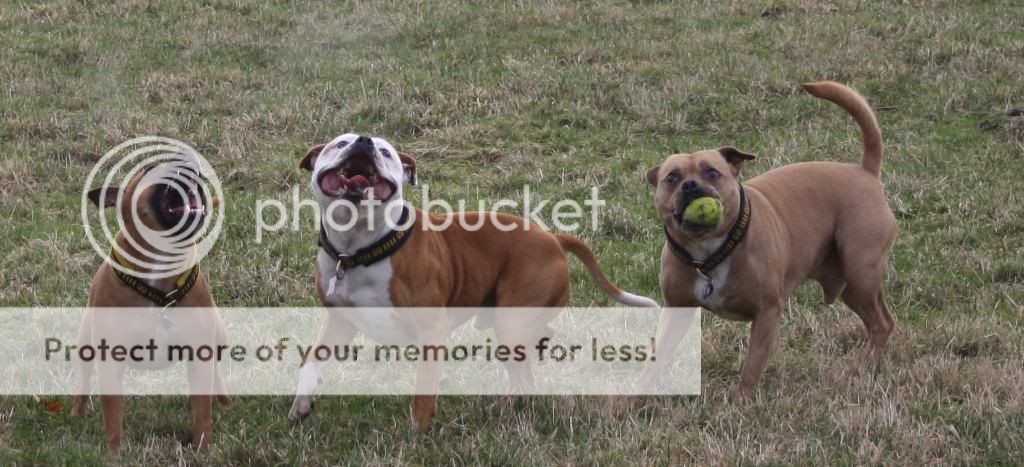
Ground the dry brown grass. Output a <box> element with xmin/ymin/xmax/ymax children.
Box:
<box><xmin>0</xmin><ymin>0</ymin><xmax>1021</xmax><ymax>464</ymax></box>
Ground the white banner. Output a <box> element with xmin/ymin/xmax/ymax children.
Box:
<box><xmin>1</xmin><ymin>307</ymin><xmax>700</xmax><ymax>396</ymax></box>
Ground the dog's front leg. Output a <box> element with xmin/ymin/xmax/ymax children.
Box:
<box><xmin>72</xmin><ymin>313</ymin><xmax>94</xmax><ymax>416</ymax></box>
<box><xmin>735</xmin><ymin>306</ymin><xmax>782</xmax><ymax>399</ymax></box>
<box><xmin>636</xmin><ymin>306</ymin><xmax>695</xmax><ymax>393</ymax></box>
<box><xmin>289</xmin><ymin>311</ymin><xmax>357</xmax><ymax>421</ymax></box>
<box><xmin>186</xmin><ymin>359</ymin><xmax>216</xmax><ymax>448</ymax></box>
<box><xmin>411</xmin><ymin>315</ymin><xmax>447</xmax><ymax>433</ymax></box>
<box><xmin>97</xmin><ymin>363</ymin><xmax>126</xmax><ymax>450</ymax></box>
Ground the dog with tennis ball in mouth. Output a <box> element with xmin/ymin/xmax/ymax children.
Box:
<box><xmin>639</xmin><ymin>81</ymin><xmax>898</xmax><ymax>398</ymax></box>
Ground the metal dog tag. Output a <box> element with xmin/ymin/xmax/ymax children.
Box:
<box><xmin>702</xmin><ymin>282</ymin><xmax>714</xmax><ymax>300</ymax></box>
<box><xmin>326</xmin><ymin>261</ymin><xmax>346</xmax><ymax>296</ymax></box>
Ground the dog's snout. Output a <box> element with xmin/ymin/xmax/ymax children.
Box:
<box><xmin>348</xmin><ymin>135</ymin><xmax>375</xmax><ymax>157</ymax></box>
<box><xmin>681</xmin><ymin>180</ymin><xmax>699</xmax><ymax>192</ymax></box>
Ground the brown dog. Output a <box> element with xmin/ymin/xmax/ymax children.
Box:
<box><xmin>640</xmin><ymin>81</ymin><xmax>897</xmax><ymax>397</ymax></box>
<box><xmin>72</xmin><ymin>159</ymin><xmax>228</xmax><ymax>450</ymax></box>
<box><xmin>287</xmin><ymin>133</ymin><xmax>658</xmax><ymax>430</ymax></box>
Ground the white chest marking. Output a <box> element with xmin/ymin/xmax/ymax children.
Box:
<box><xmin>317</xmin><ymin>251</ymin><xmax>416</xmax><ymax>343</ymax></box>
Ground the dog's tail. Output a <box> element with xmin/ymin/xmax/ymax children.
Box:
<box><xmin>555</xmin><ymin>234</ymin><xmax>660</xmax><ymax>308</ymax></box>
<box><xmin>802</xmin><ymin>81</ymin><xmax>883</xmax><ymax>177</ymax></box>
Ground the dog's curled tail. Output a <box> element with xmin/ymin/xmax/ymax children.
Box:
<box><xmin>802</xmin><ymin>81</ymin><xmax>883</xmax><ymax>177</ymax></box>
<box><xmin>555</xmin><ymin>234</ymin><xmax>660</xmax><ymax>308</ymax></box>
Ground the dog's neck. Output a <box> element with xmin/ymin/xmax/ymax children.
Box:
<box><xmin>668</xmin><ymin>229</ymin><xmax>728</xmax><ymax>263</ymax></box>
<box><xmin>321</xmin><ymin>199</ymin><xmax>406</xmax><ymax>255</ymax></box>
<box><xmin>112</xmin><ymin>233</ymin><xmax>198</xmax><ymax>288</ymax></box>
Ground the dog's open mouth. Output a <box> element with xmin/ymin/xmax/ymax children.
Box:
<box><xmin>161</xmin><ymin>187</ymin><xmax>205</xmax><ymax>215</ymax></box>
<box><xmin>674</xmin><ymin>213</ymin><xmax>716</xmax><ymax>233</ymax></box>
<box><xmin>673</xmin><ymin>195</ymin><xmax>719</xmax><ymax>235</ymax></box>
<box><xmin>318</xmin><ymin>155</ymin><xmax>395</xmax><ymax>201</ymax></box>
<box><xmin>152</xmin><ymin>179</ymin><xmax>207</xmax><ymax>237</ymax></box>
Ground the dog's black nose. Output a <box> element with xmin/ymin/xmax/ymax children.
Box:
<box><xmin>681</xmin><ymin>180</ymin><xmax>699</xmax><ymax>192</ymax></box>
<box><xmin>349</xmin><ymin>135</ymin><xmax>375</xmax><ymax>156</ymax></box>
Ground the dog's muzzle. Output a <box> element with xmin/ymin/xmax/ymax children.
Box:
<box><xmin>150</xmin><ymin>164</ymin><xmax>208</xmax><ymax>238</ymax></box>
<box><xmin>317</xmin><ymin>136</ymin><xmax>396</xmax><ymax>202</ymax></box>
<box><xmin>672</xmin><ymin>180</ymin><xmax>711</xmax><ymax>226</ymax></box>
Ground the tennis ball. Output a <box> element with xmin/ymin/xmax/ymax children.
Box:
<box><xmin>682</xmin><ymin>197</ymin><xmax>723</xmax><ymax>226</ymax></box>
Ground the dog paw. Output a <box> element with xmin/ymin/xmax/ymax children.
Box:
<box><xmin>288</xmin><ymin>396</ymin><xmax>314</xmax><ymax>422</ymax></box>
<box><xmin>70</xmin><ymin>396</ymin><xmax>88</xmax><ymax>416</ymax></box>
<box><xmin>189</xmin><ymin>434</ymin><xmax>213</xmax><ymax>450</ymax></box>
<box><xmin>729</xmin><ymin>386</ymin><xmax>755</xmax><ymax>403</ymax></box>
<box><xmin>409</xmin><ymin>415</ymin><xmax>433</xmax><ymax>434</ymax></box>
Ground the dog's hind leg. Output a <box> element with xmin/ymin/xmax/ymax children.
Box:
<box><xmin>813</xmin><ymin>249</ymin><xmax>846</xmax><ymax>305</ymax></box>
<box><xmin>837</xmin><ymin>240</ymin><xmax>896</xmax><ymax>361</ymax></box>
<box><xmin>835</xmin><ymin>205</ymin><xmax>897</xmax><ymax>362</ymax></box>
<box><xmin>492</xmin><ymin>260</ymin><xmax>566</xmax><ymax>394</ymax></box>
<box><xmin>840</xmin><ymin>283</ymin><xmax>895</xmax><ymax>363</ymax></box>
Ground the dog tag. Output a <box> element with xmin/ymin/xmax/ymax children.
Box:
<box><xmin>159</xmin><ymin>308</ymin><xmax>174</xmax><ymax>329</ymax></box>
<box><xmin>702</xmin><ymin>282</ymin><xmax>714</xmax><ymax>300</ymax></box>
<box><xmin>326</xmin><ymin>276</ymin><xmax>338</xmax><ymax>296</ymax></box>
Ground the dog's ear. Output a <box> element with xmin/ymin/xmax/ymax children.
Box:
<box><xmin>87</xmin><ymin>187</ymin><xmax>120</xmax><ymax>208</ymax></box>
<box><xmin>718</xmin><ymin>147</ymin><xmax>755</xmax><ymax>175</ymax></box>
<box><xmin>398</xmin><ymin>152</ymin><xmax>417</xmax><ymax>186</ymax></box>
<box><xmin>646</xmin><ymin>165</ymin><xmax>661</xmax><ymax>187</ymax></box>
<box><xmin>299</xmin><ymin>144</ymin><xmax>327</xmax><ymax>172</ymax></box>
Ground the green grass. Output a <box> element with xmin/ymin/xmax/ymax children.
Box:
<box><xmin>2</xmin><ymin>0</ymin><xmax>1023</xmax><ymax>464</ymax></box>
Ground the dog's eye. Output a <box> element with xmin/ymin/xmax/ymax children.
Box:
<box><xmin>380</xmin><ymin>148</ymin><xmax>392</xmax><ymax>158</ymax></box>
<box><xmin>336</xmin><ymin>140</ymin><xmax>349</xmax><ymax>149</ymax></box>
<box><xmin>664</xmin><ymin>173</ymin><xmax>679</xmax><ymax>184</ymax></box>
<box><xmin>705</xmin><ymin>168</ymin><xmax>720</xmax><ymax>181</ymax></box>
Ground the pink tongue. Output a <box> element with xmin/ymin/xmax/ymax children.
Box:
<box><xmin>372</xmin><ymin>179</ymin><xmax>393</xmax><ymax>200</ymax></box>
<box><xmin>320</xmin><ymin>172</ymin><xmax>346</xmax><ymax>194</ymax></box>
<box><xmin>321</xmin><ymin>172</ymin><xmax>389</xmax><ymax>198</ymax></box>
<box><xmin>348</xmin><ymin>175</ymin><xmax>369</xmax><ymax>189</ymax></box>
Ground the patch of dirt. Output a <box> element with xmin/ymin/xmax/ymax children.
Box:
<box><xmin>979</xmin><ymin>109</ymin><xmax>1024</xmax><ymax>140</ymax></box>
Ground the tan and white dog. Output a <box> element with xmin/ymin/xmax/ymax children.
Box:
<box><xmin>640</xmin><ymin>82</ymin><xmax>897</xmax><ymax>397</ymax></box>
<box><xmin>73</xmin><ymin>160</ymin><xmax>228</xmax><ymax>450</ymax></box>
<box><xmin>288</xmin><ymin>133</ymin><xmax>658</xmax><ymax>430</ymax></box>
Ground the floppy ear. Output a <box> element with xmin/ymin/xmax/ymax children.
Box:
<box><xmin>718</xmin><ymin>147</ymin><xmax>756</xmax><ymax>175</ymax></box>
<box><xmin>398</xmin><ymin>152</ymin><xmax>417</xmax><ymax>186</ymax></box>
<box><xmin>646</xmin><ymin>165</ymin><xmax>661</xmax><ymax>187</ymax></box>
<box><xmin>87</xmin><ymin>187</ymin><xmax>120</xmax><ymax>208</ymax></box>
<box><xmin>299</xmin><ymin>144</ymin><xmax>327</xmax><ymax>172</ymax></box>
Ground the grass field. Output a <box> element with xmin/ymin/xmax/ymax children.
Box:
<box><xmin>2</xmin><ymin>0</ymin><xmax>1023</xmax><ymax>464</ymax></box>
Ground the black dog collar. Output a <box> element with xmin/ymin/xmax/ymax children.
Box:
<box><xmin>319</xmin><ymin>205</ymin><xmax>414</xmax><ymax>275</ymax></box>
<box><xmin>664</xmin><ymin>186</ymin><xmax>752</xmax><ymax>293</ymax></box>
<box><xmin>109</xmin><ymin>248</ymin><xmax>199</xmax><ymax>309</ymax></box>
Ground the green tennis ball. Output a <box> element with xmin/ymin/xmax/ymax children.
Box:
<box><xmin>682</xmin><ymin>197</ymin><xmax>723</xmax><ymax>226</ymax></box>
